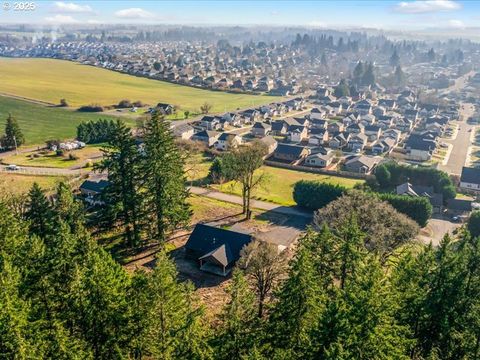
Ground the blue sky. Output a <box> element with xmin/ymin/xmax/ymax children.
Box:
<box><xmin>1</xmin><ymin>1</ymin><xmax>479</xmax><ymax>30</ymax></box>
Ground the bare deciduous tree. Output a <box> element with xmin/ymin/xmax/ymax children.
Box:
<box><xmin>238</xmin><ymin>239</ymin><xmax>287</xmax><ymax>318</ymax></box>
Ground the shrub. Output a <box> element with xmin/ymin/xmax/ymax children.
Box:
<box><xmin>117</xmin><ymin>99</ymin><xmax>132</xmax><ymax>108</ymax></box>
<box><xmin>293</xmin><ymin>181</ymin><xmax>347</xmax><ymax>210</ymax></box>
<box><xmin>374</xmin><ymin>162</ymin><xmax>456</xmax><ymax>201</ymax></box>
<box><xmin>56</xmin><ymin>149</ymin><xmax>64</xmax><ymax>156</ymax></box>
<box><xmin>68</xmin><ymin>153</ymin><xmax>79</xmax><ymax>161</ymax></box>
<box><xmin>378</xmin><ymin>193</ymin><xmax>432</xmax><ymax>227</ymax></box>
<box><xmin>59</xmin><ymin>98</ymin><xmax>69</xmax><ymax>107</ymax></box>
<box><xmin>78</xmin><ymin>104</ymin><xmax>104</xmax><ymax>112</ymax></box>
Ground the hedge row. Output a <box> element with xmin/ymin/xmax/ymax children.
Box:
<box><xmin>293</xmin><ymin>180</ymin><xmax>432</xmax><ymax>227</ymax></box>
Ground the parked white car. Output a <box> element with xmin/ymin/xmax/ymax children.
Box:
<box><xmin>5</xmin><ymin>164</ymin><xmax>20</xmax><ymax>171</ymax></box>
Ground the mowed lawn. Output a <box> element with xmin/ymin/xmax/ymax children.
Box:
<box><xmin>0</xmin><ymin>96</ymin><xmax>127</xmax><ymax>145</ymax></box>
<box><xmin>214</xmin><ymin>165</ymin><xmax>363</xmax><ymax>206</ymax></box>
<box><xmin>0</xmin><ymin>58</ymin><xmax>281</xmax><ymax>112</ymax></box>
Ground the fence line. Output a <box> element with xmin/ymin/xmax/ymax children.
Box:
<box><xmin>263</xmin><ymin>160</ymin><xmax>372</xmax><ymax>180</ymax></box>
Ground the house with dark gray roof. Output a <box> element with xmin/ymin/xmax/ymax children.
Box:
<box><xmin>272</xmin><ymin>143</ymin><xmax>310</xmax><ymax>163</ymax></box>
<box><xmin>185</xmin><ymin>224</ymin><xmax>252</xmax><ymax>276</ymax></box>
<box><xmin>460</xmin><ymin>167</ymin><xmax>480</xmax><ymax>192</ymax></box>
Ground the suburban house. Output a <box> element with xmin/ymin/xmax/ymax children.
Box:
<box><xmin>259</xmin><ymin>135</ymin><xmax>278</xmax><ymax>154</ymax></box>
<box><xmin>311</xmin><ymin>119</ymin><xmax>328</xmax><ymax>129</ymax></box>
<box><xmin>272</xmin><ymin>143</ymin><xmax>310</xmax><ymax>163</ymax></box>
<box><xmin>310</xmin><ymin>107</ymin><xmax>326</xmax><ymax>120</ymax></box>
<box><xmin>396</xmin><ymin>182</ymin><xmax>444</xmax><ymax>213</ymax></box>
<box><xmin>79</xmin><ymin>179</ymin><xmax>110</xmax><ymax>206</ymax></box>
<box><xmin>372</xmin><ymin>137</ymin><xmax>396</xmax><ymax>154</ymax></box>
<box><xmin>271</xmin><ymin>120</ymin><xmax>288</xmax><ymax>136</ymax></box>
<box><xmin>184</xmin><ymin>224</ymin><xmax>252</xmax><ymax>276</ymax></box>
<box><xmin>215</xmin><ymin>133</ymin><xmax>242</xmax><ymax>151</ymax></box>
<box><xmin>172</xmin><ymin>124</ymin><xmax>194</xmax><ymax>140</ymax></box>
<box><xmin>251</xmin><ymin>122</ymin><xmax>271</xmax><ymax>137</ymax></box>
<box><xmin>304</xmin><ymin>152</ymin><xmax>334</xmax><ymax>168</ymax></box>
<box><xmin>288</xmin><ymin>126</ymin><xmax>308</xmax><ymax>143</ymax></box>
<box><xmin>156</xmin><ymin>103</ymin><xmax>175</xmax><ymax>115</ymax></box>
<box><xmin>460</xmin><ymin>167</ymin><xmax>480</xmax><ymax>192</ymax></box>
<box><xmin>364</xmin><ymin>125</ymin><xmax>382</xmax><ymax>141</ymax></box>
<box><xmin>405</xmin><ymin>134</ymin><xmax>436</xmax><ymax>161</ymax></box>
<box><xmin>192</xmin><ymin>130</ymin><xmax>220</xmax><ymax>147</ymax></box>
<box><xmin>308</xmin><ymin>130</ymin><xmax>329</xmax><ymax>146</ymax></box>
<box><xmin>200</xmin><ymin>116</ymin><xmax>222</xmax><ymax>130</ymax></box>
<box><xmin>327</xmin><ymin>121</ymin><xmax>344</xmax><ymax>133</ymax></box>
<box><xmin>348</xmin><ymin>133</ymin><xmax>368</xmax><ymax>152</ymax></box>
<box><xmin>330</xmin><ymin>132</ymin><xmax>350</xmax><ymax>149</ymax></box>
<box><xmin>344</xmin><ymin>155</ymin><xmax>380</xmax><ymax>174</ymax></box>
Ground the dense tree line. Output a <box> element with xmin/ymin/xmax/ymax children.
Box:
<box><xmin>96</xmin><ymin>116</ymin><xmax>190</xmax><ymax>247</ymax></box>
<box><xmin>293</xmin><ymin>181</ymin><xmax>432</xmax><ymax>227</ymax></box>
<box><xmin>374</xmin><ymin>162</ymin><xmax>457</xmax><ymax>201</ymax></box>
<box><xmin>2</xmin><ymin>181</ymin><xmax>479</xmax><ymax>359</ymax></box>
<box><xmin>76</xmin><ymin>119</ymin><xmax>118</xmax><ymax>144</ymax></box>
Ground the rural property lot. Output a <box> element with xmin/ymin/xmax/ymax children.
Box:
<box><xmin>0</xmin><ymin>96</ymin><xmax>126</xmax><ymax>145</ymax></box>
<box><xmin>214</xmin><ymin>165</ymin><xmax>363</xmax><ymax>206</ymax></box>
<box><xmin>0</xmin><ymin>58</ymin><xmax>281</xmax><ymax>113</ymax></box>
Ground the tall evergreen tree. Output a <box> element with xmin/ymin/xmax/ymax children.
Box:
<box><xmin>145</xmin><ymin>251</ymin><xmax>211</xmax><ymax>359</ymax></box>
<box><xmin>25</xmin><ymin>183</ymin><xmax>54</xmax><ymax>238</ymax></box>
<box><xmin>142</xmin><ymin>114</ymin><xmax>191</xmax><ymax>243</ymax></box>
<box><xmin>361</xmin><ymin>63</ymin><xmax>376</xmax><ymax>86</ymax></box>
<box><xmin>216</xmin><ymin>268</ymin><xmax>258</xmax><ymax>360</ymax></box>
<box><xmin>97</xmin><ymin>120</ymin><xmax>144</xmax><ymax>246</ymax></box>
<box><xmin>53</xmin><ymin>182</ymin><xmax>85</xmax><ymax>233</ymax></box>
<box><xmin>3</xmin><ymin>113</ymin><xmax>25</xmax><ymax>149</ymax></box>
<box><xmin>269</xmin><ymin>245</ymin><xmax>324</xmax><ymax>359</ymax></box>
<box><xmin>353</xmin><ymin>61</ymin><xmax>364</xmax><ymax>85</ymax></box>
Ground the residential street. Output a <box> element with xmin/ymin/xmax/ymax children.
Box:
<box><xmin>438</xmin><ymin>103</ymin><xmax>475</xmax><ymax>175</ymax></box>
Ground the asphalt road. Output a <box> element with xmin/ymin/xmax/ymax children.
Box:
<box><xmin>438</xmin><ymin>103</ymin><xmax>475</xmax><ymax>175</ymax></box>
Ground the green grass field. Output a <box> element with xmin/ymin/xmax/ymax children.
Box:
<box><xmin>0</xmin><ymin>96</ymin><xmax>128</xmax><ymax>145</ymax></box>
<box><xmin>214</xmin><ymin>165</ymin><xmax>363</xmax><ymax>206</ymax></box>
<box><xmin>0</xmin><ymin>58</ymin><xmax>281</xmax><ymax>112</ymax></box>
<box><xmin>0</xmin><ymin>173</ymin><xmax>67</xmax><ymax>195</ymax></box>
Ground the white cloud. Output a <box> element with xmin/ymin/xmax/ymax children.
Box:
<box><xmin>44</xmin><ymin>14</ymin><xmax>79</xmax><ymax>24</ymax></box>
<box><xmin>52</xmin><ymin>1</ymin><xmax>93</xmax><ymax>14</ymax></box>
<box><xmin>114</xmin><ymin>8</ymin><xmax>154</xmax><ymax>19</ymax></box>
<box><xmin>447</xmin><ymin>19</ymin><xmax>465</xmax><ymax>28</ymax></box>
<box><xmin>394</xmin><ymin>0</ymin><xmax>461</xmax><ymax>14</ymax></box>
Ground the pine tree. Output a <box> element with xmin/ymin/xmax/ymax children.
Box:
<box><xmin>25</xmin><ymin>183</ymin><xmax>54</xmax><ymax>238</ymax></box>
<box><xmin>394</xmin><ymin>65</ymin><xmax>406</xmax><ymax>86</ymax></box>
<box><xmin>54</xmin><ymin>182</ymin><xmax>85</xmax><ymax>233</ymax></box>
<box><xmin>0</xmin><ymin>258</ymin><xmax>37</xmax><ymax>358</ymax></box>
<box><xmin>69</xmin><ymin>247</ymin><xmax>132</xmax><ymax>358</ymax></box>
<box><xmin>3</xmin><ymin>113</ymin><xmax>25</xmax><ymax>149</ymax></box>
<box><xmin>97</xmin><ymin>120</ymin><xmax>144</xmax><ymax>246</ymax></box>
<box><xmin>217</xmin><ymin>268</ymin><xmax>258</xmax><ymax>360</ymax></box>
<box><xmin>361</xmin><ymin>63</ymin><xmax>376</xmax><ymax>87</ymax></box>
<box><xmin>390</xmin><ymin>50</ymin><xmax>400</xmax><ymax>67</ymax></box>
<box><xmin>142</xmin><ymin>114</ymin><xmax>191</xmax><ymax>243</ymax></box>
<box><xmin>353</xmin><ymin>61</ymin><xmax>364</xmax><ymax>85</ymax></box>
<box><xmin>315</xmin><ymin>256</ymin><xmax>409</xmax><ymax>359</ymax></box>
<box><xmin>145</xmin><ymin>251</ymin><xmax>211</xmax><ymax>359</ymax></box>
<box><xmin>269</xmin><ymin>245</ymin><xmax>324</xmax><ymax>359</ymax></box>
